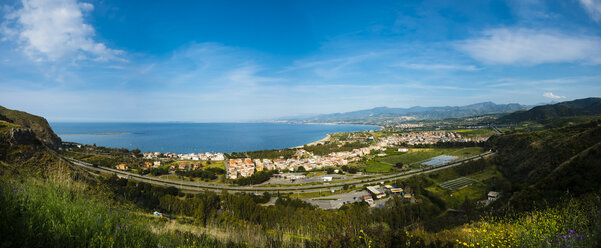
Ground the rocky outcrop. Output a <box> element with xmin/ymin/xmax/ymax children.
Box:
<box><xmin>7</xmin><ymin>128</ymin><xmax>39</xmax><ymax>146</ymax></box>
<box><xmin>0</xmin><ymin>106</ymin><xmax>61</xmax><ymax>149</ymax></box>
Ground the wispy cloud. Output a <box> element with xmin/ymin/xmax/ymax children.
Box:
<box><xmin>456</xmin><ymin>28</ymin><xmax>601</xmax><ymax>65</ymax></box>
<box><xmin>1</xmin><ymin>0</ymin><xmax>123</xmax><ymax>62</ymax></box>
<box><xmin>543</xmin><ymin>92</ymin><xmax>566</xmax><ymax>99</ymax></box>
<box><xmin>394</xmin><ymin>62</ymin><xmax>480</xmax><ymax>71</ymax></box>
<box><xmin>282</xmin><ymin>53</ymin><xmax>379</xmax><ymax>79</ymax></box>
<box><xmin>579</xmin><ymin>0</ymin><xmax>601</xmax><ymax>22</ymax></box>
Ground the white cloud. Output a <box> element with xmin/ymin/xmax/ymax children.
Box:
<box><xmin>395</xmin><ymin>62</ymin><xmax>479</xmax><ymax>71</ymax></box>
<box><xmin>543</xmin><ymin>92</ymin><xmax>566</xmax><ymax>99</ymax></box>
<box><xmin>456</xmin><ymin>28</ymin><xmax>601</xmax><ymax>65</ymax></box>
<box><xmin>579</xmin><ymin>0</ymin><xmax>601</xmax><ymax>22</ymax></box>
<box><xmin>1</xmin><ymin>0</ymin><xmax>123</xmax><ymax>62</ymax></box>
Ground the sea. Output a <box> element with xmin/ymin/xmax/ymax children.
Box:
<box><xmin>50</xmin><ymin>122</ymin><xmax>380</xmax><ymax>154</ymax></box>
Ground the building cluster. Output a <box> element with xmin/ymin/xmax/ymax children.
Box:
<box><xmin>131</xmin><ymin>130</ymin><xmax>488</xmax><ymax>177</ymax></box>
<box><xmin>363</xmin><ymin>184</ymin><xmax>409</xmax><ymax>205</ymax></box>
<box><xmin>227</xmin><ymin>146</ymin><xmax>383</xmax><ymax>179</ymax></box>
<box><xmin>389</xmin><ymin>123</ymin><xmax>424</xmax><ymax>129</ymax></box>
<box><xmin>226</xmin><ymin>131</ymin><xmax>489</xmax><ymax>179</ymax></box>
<box><xmin>142</xmin><ymin>152</ymin><xmax>225</xmax><ymax>161</ymax></box>
<box><xmin>381</xmin><ymin>131</ymin><xmax>488</xmax><ymax>145</ymax></box>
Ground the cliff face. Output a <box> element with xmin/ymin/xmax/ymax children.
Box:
<box><xmin>0</xmin><ymin>119</ymin><xmax>62</xmax><ymax>173</ymax></box>
<box><xmin>7</xmin><ymin>128</ymin><xmax>39</xmax><ymax>146</ymax></box>
<box><xmin>0</xmin><ymin>106</ymin><xmax>61</xmax><ymax>149</ymax></box>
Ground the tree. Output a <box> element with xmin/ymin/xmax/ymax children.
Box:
<box><xmin>194</xmin><ymin>201</ymin><xmax>206</xmax><ymax>225</ymax></box>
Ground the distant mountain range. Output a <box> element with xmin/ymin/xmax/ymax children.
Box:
<box><xmin>497</xmin><ymin>97</ymin><xmax>601</xmax><ymax>124</ymax></box>
<box><xmin>279</xmin><ymin>102</ymin><xmax>528</xmax><ymax>124</ymax></box>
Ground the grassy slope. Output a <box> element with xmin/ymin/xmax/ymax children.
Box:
<box><xmin>0</xmin><ymin>166</ymin><xmax>243</xmax><ymax>248</ymax></box>
<box><xmin>414</xmin><ymin>194</ymin><xmax>601</xmax><ymax>247</ymax></box>
<box><xmin>489</xmin><ymin>119</ymin><xmax>601</xmax><ymax>211</ymax></box>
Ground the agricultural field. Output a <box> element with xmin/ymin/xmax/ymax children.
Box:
<box><xmin>437</xmin><ymin>177</ymin><xmax>478</xmax><ymax>191</ymax></box>
<box><xmin>453</xmin><ymin>128</ymin><xmax>496</xmax><ymax>138</ymax></box>
<box><xmin>425</xmin><ymin>165</ymin><xmax>502</xmax><ymax>208</ymax></box>
<box><xmin>362</xmin><ymin>147</ymin><xmax>484</xmax><ymax>173</ymax></box>
<box><xmin>165</xmin><ymin>160</ymin><xmax>225</xmax><ymax>170</ymax></box>
<box><xmin>306</xmin><ymin>171</ymin><xmax>327</xmax><ymax>177</ymax></box>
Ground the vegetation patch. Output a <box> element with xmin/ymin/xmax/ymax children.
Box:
<box><xmin>437</xmin><ymin>177</ymin><xmax>478</xmax><ymax>191</ymax></box>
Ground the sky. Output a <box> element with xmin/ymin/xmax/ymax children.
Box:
<box><xmin>1</xmin><ymin>0</ymin><xmax>601</xmax><ymax>122</ymax></box>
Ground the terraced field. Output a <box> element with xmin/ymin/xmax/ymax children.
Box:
<box><xmin>437</xmin><ymin>177</ymin><xmax>478</xmax><ymax>190</ymax></box>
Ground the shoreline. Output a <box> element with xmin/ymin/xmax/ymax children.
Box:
<box><xmin>293</xmin><ymin>134</ymin><xmax>331</xmax><ymax>148</ymax></box>
<box><xmin>290</xmin><ymin>122</ymin><xmax>382</xmax><ymax>149</ymax></box>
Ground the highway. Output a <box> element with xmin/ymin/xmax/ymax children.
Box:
<box><xmin>65</xmin><ymin>150</ymin><xmax>494</xmax><ymax>194</ymax></box>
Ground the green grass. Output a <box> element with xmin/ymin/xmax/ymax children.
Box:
<box><xmin>427</xmin><ymin>182</ymin><xmax>487</xmax><ymax>208</ymax></box>
<box><xmin>0</xmin><ymin>120</ymin><xmax>21</xmax><ymax>133</ymax></box>
<box><xmin>437</xmin><ymin>177</ymin><xmax>478</xmax><ymax>191</ymax></box>
<box><xmin>453</xmin><ymin>195</ymin><xmax>601</xmax><ymax>248</ymax></box>
<box><xmin>363</xmin><ymin>160</ymin><xmax>394</xmax><ymax>173</ymax></box>
<box><xmin>466</xmin><ymin>166</ymin><xmax>501</xmax><ymax>181</ymax></box>
<box><xmin>425</xmin><ymin>165</ymin><xmax>501</xmax><ymax>208</ymax></box>
<box><xmin>166</xmin><ymin>160</ymin><xmax>225</xmax><ymax>170</ymax></box>
<box><xmin>0</xmin><ymin>171</ymin><xmax>243</xmax><ymax>248</ymax></box>
<box><xmin>453</xmin><ymin>129</ymin><xmax>496</xmax><ymax>138</ymax></box>
<box><xmin>289</xmin><ymin>187</ymin><xmax>357</xmax><ymax>199</ymax></box>
<box><xmin>306</xmin><ymin>171</ymin><xmax>327</xmax><ymax>177</ymax></box>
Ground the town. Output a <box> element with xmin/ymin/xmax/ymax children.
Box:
<box><xmin>135</xmin><ymin>130</ymin><xmax>489</xmax><ymax>180</ymax></box>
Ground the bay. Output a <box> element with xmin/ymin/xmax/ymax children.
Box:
<box><xmin>50</xmin><ymin>122</ymin><xmax>380</xmax><ymax>154</ymax></box>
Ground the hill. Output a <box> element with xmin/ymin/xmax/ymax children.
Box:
<box><xmin>0</xmin><ymin>106</ymin><xmax>66</xmax><ymax>174</ymax></box>
<box><xmin>488</xmin><ymin>118</ymin><xmax>601</xmax><ymax>211</ymax></box>
<box><xmin>0</xmin><ymin>105</ymin><xmax>61</xmax><ymax>149</ymax></box>
<box><xmin>282</xmin><ymin>101</ymin><xmax>526</xmax><ymax>124</ymax></box>
<box><xmin>496</xmin><ymin>97</ymin><xmax>601</xmax><ymax>124</ymax></box>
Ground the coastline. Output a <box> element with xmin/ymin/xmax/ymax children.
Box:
<box><xmin>294</xmin><ymin>134</ymin><xmax>331</xmax><ymax>148</ymax></box>
<box><xmin>282</xmin><ymin>122</ymin><xmax>382</xmax><ymax>149</ymax></box>
<box><xmin>291</xmin><ymin>122</ymin><xmax>382</xmax><ymax>149</ymax></box>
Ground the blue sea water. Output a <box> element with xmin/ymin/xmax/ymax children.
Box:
<box><xmin>50</xmin><ymin>122</ymin><xmax>380</xmax><ymax>154</ymax></box>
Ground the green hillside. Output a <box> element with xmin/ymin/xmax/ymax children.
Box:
<box><xmin>0</xmin><ymin>106</ymin><xmax>61</xmax><ymax>149</ymax></box>
<box><xmin>488</xmin><ymin>118</ymin><xmax>601</xmax><ymax>211</ymax></box>
<box><xmin>497</xmin><ymin>97</ymin><xmax>601</xmax><ymax>124</ymax></box>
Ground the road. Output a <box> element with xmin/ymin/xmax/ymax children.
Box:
<box><xmin>65</xmin><ymin>151</ymin><xmax>494</xmax><ymax>194</ymax></box>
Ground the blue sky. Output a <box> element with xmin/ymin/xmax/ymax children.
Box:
<box><xmin>1</xmin><ymin>0</ymin><xmax>601</xmax><ymax>122</ymax></box>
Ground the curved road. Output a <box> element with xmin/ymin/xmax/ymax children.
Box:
<box><xmin>66</xmin><ymin>151</ymin><xmax>494</xmax><ymax>194</ymax></box>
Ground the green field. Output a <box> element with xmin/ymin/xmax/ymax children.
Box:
<box><xmin>306</xmin><ymin>171</ymin><xmax>327</xmax><ymax>177</ymax></box>
<box><xmin>425</xmin><ymin>165</ymin><xmax>501</xmax><ymax>208</ymax></box>
<box><xmin>363</xmin><ymin>147</ymin><xmax>484</xmax><ymax>173</ymax></box>
<box><xmin>453</xmin><ymin>128</ymin><xmax>496</xmax><ymax>137</ymax></box>
<box><xmin>437</xmin><ymin>177</ymin><xmax>477</xmax><ymax>190</ymax></box>
<box><xmin>165</xmin><ymin>160</ymin><xmax>225</xmax><ymax>170</ymax></box>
